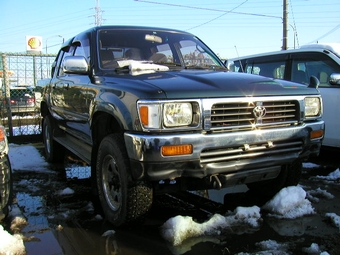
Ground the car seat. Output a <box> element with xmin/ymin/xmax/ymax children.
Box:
<box><xmin>292</xmin><ymin>70</ymin><xmax>308</xmax><ymax>84</ymax></box>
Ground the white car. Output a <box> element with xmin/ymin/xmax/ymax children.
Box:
<box><xmin>229</xmin><ymin>43</ymin><xmax>340</xmax><ymax>149</ymax></box>
<box><xmin>0</xmin><ymin>125</ymin><xmax>12</xmax><ymax>221</ymax></box>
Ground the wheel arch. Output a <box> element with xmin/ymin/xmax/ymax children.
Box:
<box><xmin>90</xmin><ymin>111</ymin><xmax>125</xmax><ymax>178</ymax></box>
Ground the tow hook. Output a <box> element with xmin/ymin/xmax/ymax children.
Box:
<box><xmin>211</xmin><ymin>175</ymin><xmax>222</xmax><ymax>190</ymax></box>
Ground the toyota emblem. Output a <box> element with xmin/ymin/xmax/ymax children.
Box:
<box><xmin>253</xmin><ymin>105</ymin><xmax>266</xmax><ymax>118</ymax></box>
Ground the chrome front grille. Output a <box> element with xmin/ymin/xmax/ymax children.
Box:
<box><xmin>200</xmin><ymin>140</ymin><xmax>303</xmax><ymax>164</ymax></box>
<box><xmin>210</xmin><ymin>100</ymin><xmax>299</xmax><ymax>131</ymax></box>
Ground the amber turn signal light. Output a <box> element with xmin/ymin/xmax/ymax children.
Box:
<box><xmin>161</xmin><ymin>144</ymin><xmax>193</xmax><ymax>156</ymax></box>
<box><xmin>310</xmin><ymin>130</ymin><xmax>324</xmax><ymax>139</ymax></box>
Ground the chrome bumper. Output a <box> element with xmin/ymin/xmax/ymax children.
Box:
<box><xmin>124</xmin><ymin>121</ymin><xmax>324</xmax><ymax>181</ymax></box>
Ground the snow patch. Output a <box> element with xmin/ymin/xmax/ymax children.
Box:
<box><xmin>325</xmin><ymin>212</ymin><xmax>340</xmax><ymax>229</ymax></box>
<box><xmin>9</xmin><ymin>143</ymin><xmax>50</xmax><ymax>172</ymax></box>
<box><xmin>161</xmin><ymin>206</ymin><xmax>261</xmax><ymax>246</ymax></box>
<box><xmin>262</xmin><ymin>186</ymin><xmax>315</xmax><ymax>219</ymax></box>
<box><xmin>0</xmin><ymin>225</ymin><xmax>26</xmax><ymax>255</ymax></box>
<box><xmin>315</xmin><ymin>168</ymin><xmax>340</xmax><ymax>181</ymax></box>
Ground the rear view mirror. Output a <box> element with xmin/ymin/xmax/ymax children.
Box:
<box><xmin>145</xmin><ymin>34</ymin><xmax>162</xmax><ymax>43</ymax></box>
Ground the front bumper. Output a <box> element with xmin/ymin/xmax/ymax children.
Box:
<box><xmin>124</xmin><ymin>121</ymin><xmax>324</xmax><ymax>182</ymax></box>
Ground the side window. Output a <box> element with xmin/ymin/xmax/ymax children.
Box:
<box><xmin>244</xmin><ymin>58</ymin><xmax>286</xmax><ymax>79</ymax></box>
<box><xmin>74</xmin><ymin>38</ymin><xmax>90</xmax><ymax>61</ymax></box>
<box><xmin>51</xmin><ymin>50</ymin><xmax>64</xmax><ymax>77</ymax></box>
<box><xmin>232</xmin><ymin>60</ymin><xmax>243</xmax><ymax>72</ymax></box>
<box><xmin>57</xmin><ymin>45</ymin><xmax>76</xmax><ymax>76</ymax></box>
<box><xmin>292</xmin><ymin>52</ymin><xmax>340</xmax><ymax>87</ymax></box>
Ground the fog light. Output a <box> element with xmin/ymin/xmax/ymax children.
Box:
<box><xmin>161</xmin><ymin>144</ymin><xmax>193</xmax><ymax>156</ymax></box>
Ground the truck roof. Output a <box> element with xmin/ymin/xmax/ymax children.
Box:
<box><xmin>230</xmin><ymin>43</ymin><xmax>340</xmax><ymax>60</ymax></box>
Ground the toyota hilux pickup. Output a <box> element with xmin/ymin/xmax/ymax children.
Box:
<box><xmin>40</xmin><ymin>25</ymin><xmax>324</xmax><ymax>226</ymax></box>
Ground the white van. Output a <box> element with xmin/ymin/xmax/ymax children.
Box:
<box><xmin>229</xmin><ymin>43</ymin><xmax>340</xmax><ymax>149</ymax></box>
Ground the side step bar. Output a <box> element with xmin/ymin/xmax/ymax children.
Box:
<box><xmin>54</xmin><ymin>134</ymin><xmax>92</xmax><ymax>164</ymax></box>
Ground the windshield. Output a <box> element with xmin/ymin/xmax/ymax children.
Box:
<box><xmin>97</xmin><ymin>28</ymin><xmax>224</xmax><ymax>72</ymax></box>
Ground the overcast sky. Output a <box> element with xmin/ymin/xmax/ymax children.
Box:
<box><xmin>1</xmin><ymin>0</ymin><xmax>339</xmax><ymax>58</ymax></box>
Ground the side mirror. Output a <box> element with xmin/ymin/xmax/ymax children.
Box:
<box><xmin>329</xmin><ymin>73</ymin><xmax>340</xmax><ymax>85</ymax></box>
<box><xmin>224</xmin><ymin>60</ymin><xmax>235</xmax><ymax>72</ymax></box>
<box><xmin>308</xmin><ymin>76</ymin><xmax>320</xmax><ymax>89</ymax></box>
<box><xmin>63</xmin><ymin>56</ymin><xmax>89</xmax><ymax>74</ymax></box>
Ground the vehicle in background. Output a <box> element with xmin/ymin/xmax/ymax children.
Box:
<box><xmin>229</xmin><ymin>43</ymin><xmax>340</xmax><ymax>149</ymax></box>
<box><xmin>0</xmin><ymin>86</ymin><xmax>38</xmax><ymax>116</ymax></box>
<box><xmin>40</xmin><ymin>25</ymin><xmax>324</xmax><ymax>227</ymax></box>
<box><xmin>0</xmin><ymin>125</ymin><xmax>12</xmax><ymax>221</ymax></box>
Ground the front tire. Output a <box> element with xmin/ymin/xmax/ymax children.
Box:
<box><xmin>42</xmin><ymin>115</ymin><xmax>64</xmax><ymax>163</ymax></box>
<box><xmin>96</xmin><ymin>134</ymin><xmax>153</xmax><ymax>226</ymax></box>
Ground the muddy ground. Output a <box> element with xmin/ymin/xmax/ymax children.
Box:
<box><xmin>4</xmin><ymin>144</ymin><xmax>340</xmax><ymax>255</ymax></box>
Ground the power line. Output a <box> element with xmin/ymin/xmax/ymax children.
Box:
<box><xmin>308</xmin><ymin>22</ymin><xmax>340</xmax><ymax>43</ymax></box>
<box><xmin>186</xmin><ymin>0</ymin><xmax>249</xmax><ymax>31</ymax></box>
<box><xmin>134</xmin><ymin>0</ymin><xmax>282</xmax><ymax>19</ymax></box>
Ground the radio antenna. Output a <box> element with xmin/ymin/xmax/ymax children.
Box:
<box><xmin>234</xmin><ymin>46</ymin><xmax>244</xmax><ymax>73</ymax></box>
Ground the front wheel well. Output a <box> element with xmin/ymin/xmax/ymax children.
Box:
<box><xmin>91</xmin><ymin>112</ymin><xmax>123</xmax><ymax>177</ymax></box>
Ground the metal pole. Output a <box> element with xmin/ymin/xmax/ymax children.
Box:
<box><xmin>282</xmin><ymin>0</ymin><xmax>288</xmax><ymax>50</ymax></box>
<box><xmin>2</xmin><ymin>54</ymin><xmax>13</xmax><ymax>137</ymax></box>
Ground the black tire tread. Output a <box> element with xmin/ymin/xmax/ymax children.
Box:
<box><xmin>96</xmin><ymin>133</ymin><xmax>153</xmax><ymax>226</ymax></box>
<box><xmin>43</xmin><ymin>115</ymin><xmax>65</xmax><ymax>163</ymax></box>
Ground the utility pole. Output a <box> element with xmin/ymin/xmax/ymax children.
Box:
<box><xmin>282</xmin><ymin>0</ymin><xmax>288</xmax><ymax>50</ymax></box>
<box><xmin>94</xmin><ymin>0</ymin><xmax>103</xmax><ymax>26</ymax></box>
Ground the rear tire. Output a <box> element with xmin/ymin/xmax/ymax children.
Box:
<box><xmin>96</xmin><ymin>134</ymin><xmax>153</xmax><ymax>226</ymax></box>
<box><xmin>42</xmin><ymin>115</ymin><xmax>64</xmax><ymax>163</ymax></box>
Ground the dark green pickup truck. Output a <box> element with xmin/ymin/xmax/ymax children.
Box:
<box><xmin>39</xmin><ymin>25</ymin><xmax>324</xmax><ymax>226</ymax></box>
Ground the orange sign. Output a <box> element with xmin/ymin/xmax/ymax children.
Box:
<box><xmin>0</xmin><ymin>70</ymin><xmax>14</xmax><ymax>78</ymax></box>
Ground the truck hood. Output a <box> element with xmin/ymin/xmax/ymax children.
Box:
<box><xmin>102</xmin><ymin>70</ymin><xmax>320</xmax><ymax>99</ymax></box>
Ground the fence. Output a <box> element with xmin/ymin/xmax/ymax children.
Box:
<box><xmin>0</xmin><ymin>53</ymin><xmax>57</xmax><ymax>143</ymax></box>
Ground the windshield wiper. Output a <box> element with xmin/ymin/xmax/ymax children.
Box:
<box><xmin>184</xmin><ymin>65</ymin><xmax>226</xmax><ymax>70</ymax></box>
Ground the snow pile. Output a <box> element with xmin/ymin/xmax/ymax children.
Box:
<box><xmin>325</xmin><ymin>212</ymin><xmax>340</xmax><ymax>229</ymax></box>
<box><xmin>9</xmin><ymin>143</ymin><xmax>49</xmax><ymax>172</ymax></box>
<box><xmin>255</xmin><ymin>239</ymin><xmax>289</xmax><ymax>254</ymax></box>
<box><xmin>161</xmin><ymin>186</ymin><xmax>318</xmax><ymax>245</ymax></box>
<box><xmin>303</xmin><ymin>162</ymin><xmax>320</xmax><ymax>169</ymax></box>
<box><xmin>0</xmin><ymin>205</ymin><xmax>27</xmax><ymax>255</ymax></box>
<box><xmin>307</xmin><ymin>188</ymin><xmax>334</xmax><ymax>203</ymax></box>
<box><xmin>302</xmin><ymin>243</ymin><xmax>330</xmax><ymax>255</ymax></box>
<box><xmin>55</xmin><ymin>187</ymin><xmax>75</xmax><ymax>196</ymax></box>
<box><xmin>0</xmin><ymin>226</ymin><xmax>26</xmax><ymax>255</ymax></box>
<box><xmin>315</xmin><ymin>168</ymin><xmax>340</xmax><ymax>181</ymax></box>
<box><xmin>262</xmin><ymin>186</ymin><xmax>315</xmax><ymax>219</ymax></box>
<box><xmin>161</xmin><ymin>206</ymin><xmax>261</xmax><ymax>246</ymax></box>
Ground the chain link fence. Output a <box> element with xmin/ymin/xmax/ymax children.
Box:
<box><xmin>0</xmin><ymin>53</ymin><xmax>56</xmax><ymax>142</ymax></box>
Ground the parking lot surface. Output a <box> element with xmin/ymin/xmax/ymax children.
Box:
<box><xmin>3</xmin><ymin>144</ymin><xmax>340</xmax><ymax>255</ymax></box>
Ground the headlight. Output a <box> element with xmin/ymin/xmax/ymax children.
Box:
<box><xmin>138</xmin><ymin>101</ymin><xmax>200</xmax><ymax>130</ymax></box>
<box><xmin>305</xmin><ymin>97</ymin><xmax>321</xmax><ymax>117</ymax></box>
<box><xmin>163</xmin><ymin>103</ymin><xmax>192</xmax><ymax>127</ymax></box>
